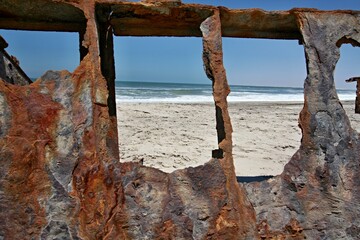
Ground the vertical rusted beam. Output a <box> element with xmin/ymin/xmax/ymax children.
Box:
<box><xmin>97</xmin><ymin>9</ymin><xmax>120</xmax><ymax>162</ymax></box>
<box><xmin>356</xmin><ymin>80</ymin><xmax>360</xmax><ymax>113</ymax></box>
<box><xmin>201</xmin><ymin>12</ymin><xmax>231</xmax><ymax>159</ymax></box>
<box><xmin>200</xmin><ymin>10</ymin><xmax>257</xmax><ymax>239</ymax></box>
<box><xmin>345</xmin><ymin>77</ymin><xmax>360</xmax><ymax>113</ymax></box>
<box><xmin>74</xmin><ymin>1</ymin><xmax>122</xmax><ymax>238</ymax></box>
<box><xmin>98</xmin><ymin>19</ymin><xmax>116</xmax><ymax>117</ymax></box>
<box><xmin>79</xmin><ymin>28</ymin><xmax>88</xmax><ymax>61</ymax></box>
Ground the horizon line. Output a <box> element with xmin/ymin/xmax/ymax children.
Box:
<box><xmin>115</xmin><ymin>80</ymin><xmax>355</xmax><ymax>90</ymax></box>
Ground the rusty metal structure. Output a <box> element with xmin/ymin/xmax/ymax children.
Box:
<box><xmin>0</xmin><ymin>36</ymin><xmax>32</xmax><ymax>85</ymax></box>
<box><xmin>346</xmin><ymin>77</ymin><xmax>360</xmax><ymax>113</ymax></box>
<box><xmin>0</xmin><ymin>1</ymin><xmax>360</xmax><ymax>239</ymax></box>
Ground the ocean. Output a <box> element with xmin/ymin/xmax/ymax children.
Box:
<box><xmin>115</xmin><ymin>81</ymin><xmax>356</xmax><ymax>103</ymax></box>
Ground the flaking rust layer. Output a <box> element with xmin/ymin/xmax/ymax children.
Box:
<box><xmin>244</xmin><ymin>11</ymin><xmax>360</xmax><ymax>239</ymax></box>
<box><xmin>0</xmin><ymin>0</ymin><xmax>360</xmax><ymax>239</ymax></box>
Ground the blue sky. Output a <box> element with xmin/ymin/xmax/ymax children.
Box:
<box><xmin>0</xmin><ymin>1</ymin><xmax>359</xmax><ymax>89</ymax></box>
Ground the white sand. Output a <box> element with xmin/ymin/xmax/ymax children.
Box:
<box><xmin>117</xmin><ymin>101</ymin><xmax>360</xmax><ymax>176</ymax></box>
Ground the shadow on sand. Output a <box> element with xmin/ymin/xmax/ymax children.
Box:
<box><xmin>236</xmin><ymin>175</ymin><xmax>273</xmax><ymax>183</ymax></box>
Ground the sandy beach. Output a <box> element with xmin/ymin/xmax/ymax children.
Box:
<box><xmin>117</xmin><ymin>101</ymin><xmax>360</xmax><ymax>176</ymax></box>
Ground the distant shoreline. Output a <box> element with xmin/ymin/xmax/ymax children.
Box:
<box><xmin>115</xmin><ymin>81</ymin><xmax>355</xmax><ymax>103</ymax></box>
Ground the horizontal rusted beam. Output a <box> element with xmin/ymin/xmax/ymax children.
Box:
<box><xmin>102</xmin><ymin>3</ymin><xmax>213</xmax><ymax>37</ymax></box>
<box><xmin>346</xmin><ymin>77</ymin><xmax>360</xmax><ymax>83</ymax></box>
<box><xmin>0</xmin><ymin>19</ymin><xmax>84</xmax><ymax>32</ymax></box>
<box><xmin>219</xmin><ymin>7</ymin><xmax>301</xmax><ymax>39</ymax></box>
<box><xmin>0</xmin><ymin>1</ymin><xmax>358</xmax><ymax>40</ymax></box>
<box><xmin>0</xmin><ymin>0</ymin><xmax>86</xmax><ymax>32</ymax></box>
<box><xmin>101</xmin><ymin>3</ymin><xmax>302</xmax><ymax>39</ymax></box>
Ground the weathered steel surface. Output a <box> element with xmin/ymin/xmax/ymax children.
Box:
<box><xmin>0</xmin><ymin>0</ymin><xmax>359</xmax><ymax>239</ymax></box>
<box><xmin>245</xmin><ymin>11</ymin><xmax>360</xmax><ymax>239</ymax></box>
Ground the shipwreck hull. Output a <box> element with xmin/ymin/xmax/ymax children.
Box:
<box><xmin>0</xmin><ymin>1</ymin><xmax>359</xmax><ymax>239</ymax></box>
